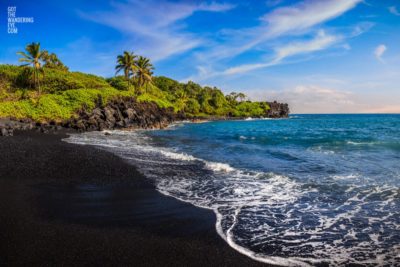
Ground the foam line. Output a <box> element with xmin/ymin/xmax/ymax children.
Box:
<box><xmin>63</xmin><ymin>129</ymin><xmax>400</xmax><ymax>266</ymax></box>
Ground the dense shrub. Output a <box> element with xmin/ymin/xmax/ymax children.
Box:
<box><xmin>137</xmin><ymin>93</ymin><xmax>174</xmax><ymax>110</ymax></box>
<box><xmin>0</xmin><ymin>64</ymin><xmax>272</xmax><ymax>121</ymax></box>
<box><xmin>184</xmin><ymin>98</ymin><xmax>201</xmax><ymax>114</ymax></box>
<box><xmin>106</xmin><ymin>76</ymin><xmax>130</xmax><ymax>91</ymax></box>
<box><xmin>0</xmin><ymin>65</ymin><xmax>110</xmax><ymax>93</ymax></box>
<box><xmin>232</xmin><ymin>102</ymin><xmax>267</xmax><ymax>117</ymax></box>
<box><xmin>0</xmin><ymin>87</ymin><xmax>130</xmax><ymax>121</ymax></box>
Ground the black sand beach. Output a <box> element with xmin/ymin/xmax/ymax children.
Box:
<box><xmin>0</xmin><ymin>131</ymin><xmax>266</xmax><ymax>266</ymax></box>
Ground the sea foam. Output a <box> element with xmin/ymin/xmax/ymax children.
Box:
<box><xmin>64</xmin><ymin>126</ymin><xmax>400</xmax><ymax>267</ymax></box>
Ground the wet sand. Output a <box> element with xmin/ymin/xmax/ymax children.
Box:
<box><xmin>0</xmin><ymin>130</ymin><xmax>267</xmax><ymax>266</ymax></box>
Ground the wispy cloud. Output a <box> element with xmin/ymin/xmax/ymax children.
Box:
<box><xmin>194</xmin><ymin>30</ymin><xmax>340</xmax><ymax>79</ymax></box>
<box><xmin>200</xmin><ymin>0</ymin><xmax>361</xmax><ymax>61</ymax></box>
<box><xmin>79</xmin><ymin>0</ymin><xmax>236</xmax><ymax>61</ymax></box>
<box><xmin>188</xmin><ymin>0</ymin><xmax>363</xmax><ymax>82</ymax></box>
<box><xmin>374</xmin><ymin>44</ymin><xmax>387</xmax><ymax>62</ymax></box>
<box><xmin>77</xmin><ymin>0</ymin><xmax>368</xmax><ymax>93</ymax></box>
<box><xmin>351</xmin><ymin>21</ymin><xmax>375</xmax><ymax>37</ymax></box>
<box><xmin>275</xmin><ymin>30</ymin><xmax>339</xmax><ymax>61</ymax></box>
<box><xmin>260</xmin><ymin>0</ymin><xmax>361</xmax><ymax>36</ymax></box>
<box><xmin>388</xmin><ymin>6</ymin><xmax>400</xmax><ymax>16</ymax></box>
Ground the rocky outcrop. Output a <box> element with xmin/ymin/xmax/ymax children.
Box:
<box><xmin>266</xmin><ymin>101</ymin><xmax>289</xmax><ymax>118</ymax></box>
<box><xmin>65</xmin><ymin>97</ymin><xmax>180</xmax><ymax>132</ymax></box>
<box><xmin>0</xmin><ymin>119</ymin><xmax>34</xmax><ymax>136</ymax></box>
<box><xmin>0</xmin><ymin>98</ymin><xmax>181</xmax><ymax>136</ymax></box>
<box><xmin>0</xmin><ymin>97</ymin><xmax>289</xmax><ymax>136</ymax></box>
<box><xmin>0</xmin><ymin>118</ymin><xmax>64</xmax><ymax>136</ymax></box>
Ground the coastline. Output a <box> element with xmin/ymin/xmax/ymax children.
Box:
<box><xmin>0</xmin><ymin>130</ymin><xmax>267</xmax><ymax>266</ymax></box>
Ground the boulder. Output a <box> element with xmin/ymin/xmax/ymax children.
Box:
<box><xmin>76</xmin><ymin>120</ymin><xmax>86</xmax><ymax>131</ymax></box>
<box><xmin>124</xmin><ymin>108</ymin><xmax>136</xmax><ymax>120</ymax></box>
<box><xmin>1</xmin><ymin>128</ymin><xmax>9</xmax><ymax>136</ymax></box>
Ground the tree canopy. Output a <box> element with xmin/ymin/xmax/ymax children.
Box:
<box><xmin>0</xmin><ymin>43</ymin><xmax>272</xmax><ymax>121</ymax></box>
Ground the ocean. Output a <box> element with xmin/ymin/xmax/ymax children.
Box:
<box><xmin>65</xmin><ymin>114</ymin><xmax>400</xmax><ymax>266</ymax></box>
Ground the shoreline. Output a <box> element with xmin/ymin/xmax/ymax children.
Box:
<box><xmin>0</xmin><ymin>115</ymin><xmax>288</xmax><ymax>136</ymax></box>
<box><xmin>0</xmin><ymin>130</ymin><xmax>267</xmax><ymax>266</ymax></box>
<box><xmin>0</xmin><ymin>97</ymin><xmax>289</xmax><ymax>137</ymax></box>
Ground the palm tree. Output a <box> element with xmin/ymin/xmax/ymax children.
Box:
<box><xmin>17</xmin><ymin>42</ymin><xmax>45</xmax><ymax>95</ymax></box>
<box><xmin>135</xmin><ymin>56</ymin><xmax>154</xmax><ymax>94</ymax></box>
<box><xmin>41</xmin><ymin>51</ymin><xmax>69</xmax><ymax>71</ymax></box>
<box><xmin>115</xmin><ymin>51</ymin><xmax>137</xmax><ymax>91</ymax></box>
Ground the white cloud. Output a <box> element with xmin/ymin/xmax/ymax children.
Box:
<box><xmin>374</xmin><ymin>44</ymin><xmax>387</xmax><ymax>62</ymax></box>
<box><xmin>351</xmin><ymin>21</ymin><xmax>375</xmax><ymax>37</ymax></box>
<box><xmin>188</xmin><ymin>0</ymin><xmax>363</xmax><ymax>82</ymax></box>
<box><xmin>222</xmin><ymin>61</ymin><xmax>279</xmax><ymax>76</ymax></box>
<box><xmin>275</xmin><ymin>30</ymin><xmax>339</xmax><ymax>60</ymax></box>
<box><xmin>389</xmin><ymin>6</ymin><xmax>400</xmax><ymax>16</ymax></box>
<box><xmin>260</xmin><ymin>0</ymin><xmax>361</xmax><ymax>37</ymax></box>
<box><xmin>204</xmin><ymin>0</ymin><xmax>361</xmax><ymax>60</ymax></box>
<box><xmin>77</xmin><ymin>0</ymin><xmax>366</xmax><ymax>85</ymax></box>
<box><xmin>79</xmin><ymin>0</ymin><xmax>236</xmax><ymax>61</ymax></box>
<box><xmin>201</xmin><ymin>30</ymin><xmax>340</xmax><ymax>78</ymax></box>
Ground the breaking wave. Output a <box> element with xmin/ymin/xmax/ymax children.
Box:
<box><xmin>64</xmin><ymin>115</ymin><xmax>400</xmax><ymax>267</ymax></box>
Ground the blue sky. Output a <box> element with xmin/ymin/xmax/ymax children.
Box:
<box><xmin>1</xmin><ymin>0</ymin><xmax>400</xmax><ymax>113</ymax></box>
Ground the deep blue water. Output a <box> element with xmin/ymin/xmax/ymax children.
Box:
<box><xmin>66</xmin><ymin>114</ymin><xmax>400</xmax><ymax>266</ymax></box>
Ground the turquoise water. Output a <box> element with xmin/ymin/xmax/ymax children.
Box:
<box><xmin>66</xmin><ymin>114</ymin><xmax>400</xmax><ymax>266</ymax></box>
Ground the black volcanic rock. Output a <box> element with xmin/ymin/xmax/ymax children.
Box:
<box><xmin>66</xmin><ymin>97</ymin><xmax>176</xmax><ymax>131</ymax></box>
<box><xmin>0</xmin><ymin>97</ymin><xmax>289</xmax><ymax>136</ymax></box>
<box><xmin>266</xmin><ymin>101</ymin><xmax>289</xmax><ymax>118</ymax></box>
<box><xmin>0</xmin><ymin>119</ymin><xmax>35</xmax><ymax>136</ymax></box>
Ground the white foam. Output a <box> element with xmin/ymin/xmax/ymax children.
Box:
<box><xmin>204</xmin><ymin>162</ymin><xmax>235</xmax><ymax>173</ymax></box>
<box><xmin>346</xmin><ymin>140</ymin><xmax>380</xmax><ymax>146</ymax></box>
<box><xmin>331</xmin><ymin>174</ymin><xmax>360</xmax><ymax>180</ymax></box>
<box><xmin>63</xmin><ymin>130</ymin><xmax>400</xmax><ymax>267</ymax></box>
<box><xmin>159</xmin><ymin>150</ymin><xmax>197</xmax><ymax>161</ymax></box>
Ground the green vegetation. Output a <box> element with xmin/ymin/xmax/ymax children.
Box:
<box><xmin>0</xmin><ymin>88</ymin><xmax>130</xmax><ymax>121</ymax></box>
<box><xmin>16</xmin><ymin>42</ymin><xmax>45</xmax><ymax>95</ymax></box>
<box><xmin>135</xmin><ymin>56</ymin><xmax>154</xmax><ymax>93</ymax></box>
<box><xmin>41</xmin><ymin>51</ymin><xmax>69</xmax><ymax>71</ymax></box>
<box><xmin>115</xmin><ymin>51</ymin><xmax>137</xmax><ymax>92</ymax></box>
<box><xmin>114</xmin><ymin>51</ymin><xmax>154</xmax><ymax>94</ymax></box>
<box><xmin>0</xmin><ymin>43</ymin><xmax>271</xmax><ymax>122</ymax></box>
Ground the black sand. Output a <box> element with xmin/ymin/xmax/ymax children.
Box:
<box><xmin>0</xmin><ymin>131</ymin><xmax>267</xmax><ymax>266</ymax></box>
